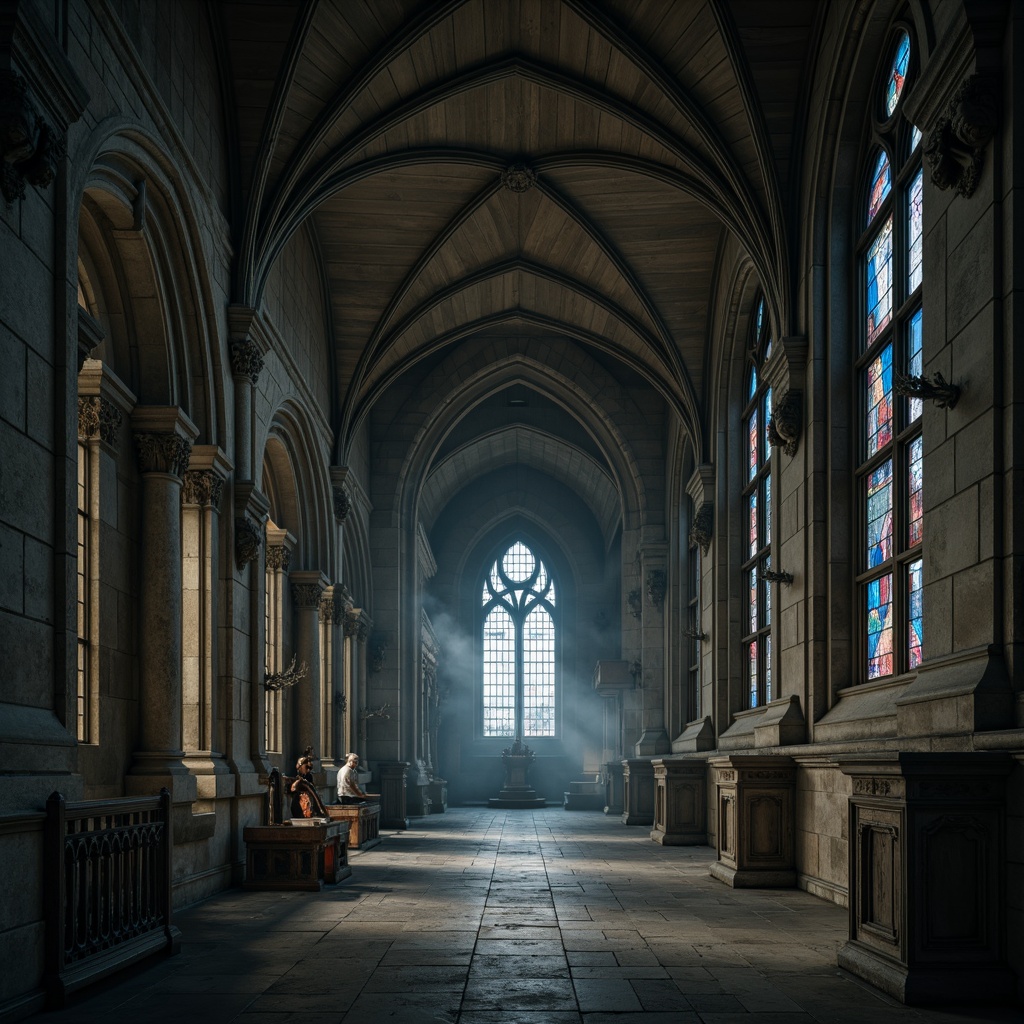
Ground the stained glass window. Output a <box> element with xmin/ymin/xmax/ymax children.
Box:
<box><xmin>481</xmin><ymin>540</ymin><xmax>557</xmax><ymax>737</ymax></box>
<box><xmin>742</xmin><ymin>295</ymin><xmax>774</xmax><ymax>708</ymax></box>
<box><xmin>856</xmin><ymin>24</ymin><xmax>922</xmax><ymax>681</ymax></box>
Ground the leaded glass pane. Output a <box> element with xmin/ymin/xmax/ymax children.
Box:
<box><xmin>756</xmin><ymin>298</ymin><xmax>764</xmax><ymax>338</ymax></box>
<box><xmin>749</xmin><ymin>366</ymin><xmax>757</xmax><ymax>400</ymax></box>
<box><xmin>749</xmin><ymin>567</ymin><xmax>758</xmax><ymax>633</ymax></box>
<box><xmin>523</xmin><ymin>606</ymin><xmax>555</xmax><ymax>737</ymax></box>
<box><xmin>748</xmin><ymin>641</ymin><xmax>758</xmax><ymax>708</ymax></box>
<box><xmin>866</xmin><ymin>215</ymin><xmax>893</xmax><ymax>345</ymax></box>
<box><xmin>764</xmin><ymin>556</ymin><xmax>772</xmax><ymax>627</ymax></box>
<box><xmin>885</xmin><ymin>31</ymin><xmax>910</xmax><ymax>117</ymax></box>
<box><xmin>910</xmin><ymin>125</ymin><xmax>922</xmax><ymax>151</ymax></box>
<box><xmin>908</xmin><ymin>435</ymin><xmax>923</xmax><ymax>547</ymax></box>
<box><xmin>482</xmin><ymin>606</ymin><xmax>515</xmax><ymax>736</ymax></box>
<box><xmin>865</xmin><ymin>343</ymin><xmax>893</xmax><ymax>457</ymax></box>
<box><xmin>764</xmin><ymin>387</ymin><xmax>773</xmax><ymax>455</ymax></box>
<box><xmin>868</xmin><ymin>149</ymin><xmax>891</xmax><ymax>224</ymax></box>
<box><xmin>907</xmin><ymin>308</ymin><xmax>923</xmax><ymax>422</ymax></box>
<box><xmin>765</xmin><ymin>633</ymin><xmax>772</xmax><ymax>703</ymax></box>
<box><xmin>867</xmin><ymin>573</ymin><xmax>894</xmax><ymax>678</ymax></box>
<box><xmin>765</xmin><ymin>473</ymin><xmax>772</xmax><ymax>545</ymax></box>
<box><xmin>908</xmin><ymin>559</ymin><xmax>923</xmax><ymax>669</ymax></box>
<box><xmin>503</xmin><ymin>541</ymin><xmax>535</xmax><ymax>582</ymax></box>
<box><xmin>867</xmin><ymin>459</ymin><xmax>893</xmax><ymax>568</ymax></box>
<box><xmin>748</xmin><ymin>409</ymin><xmax>758</xmax><ymax>481</ymax></box>
<box><xmin>907</xmin><ymin>168</ymin><xmax>923</xmax><ymax>292</ymax></box>
<box><xmin>748</xmin><ymin>492</ymin><xmax>758</xmax><ymax>557</ymax></box>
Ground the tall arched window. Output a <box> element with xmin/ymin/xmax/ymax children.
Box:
<box><xmin>742</xmin><ymin>297</ymin><xmax>773</xmax><ymax>708</ymax></box>
<box><xmin>481</xmin><ymin>540</ymin><xmax>557</xmax><ymax>737</ymax></box>
<box><xmin>856</xmin><ymin>27</ymin><xmax>923</xmax><ymax>681</ymax></box>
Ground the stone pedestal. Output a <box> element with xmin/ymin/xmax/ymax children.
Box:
<box><xmin>651</xmin><ymin>759</ymin><xmax>707</xmax><ymax>845</ymax></box>
<box><xmin>621</xmin><ymin>759</ymin><xmax>654</xmax><ymax>825</ymax></box>
<box><xmin>427</xmin><ymin>778</ymin><xmax>448</xmax><ymax>813</ymax></box>
<box><xmin>603</xmin><ymin>760</ymin><xmax>624</xmax><ymax>815</ymax></box>
<box><xmin>563</xmin><ymin>779</ymin><xmax>604</xmax><ymax>810</ymax></box>
<box><xmin>378</xmin><ymin>761</ymin><xmax>410</xmax><ymax>829</ymax></box>
<box><xmin>837</xmin><ymin>753</ymin><xmax>1014</xmax><ymax>1005</ymax></box>
<box><xmin>709</xmin><ymin>755</ymin><xmax>796</xmax><ymax>887</ymax></box>
<box><xmin>488</xmin><ymin>745</ymin><xmax>546</xmax><ymax>808</ymax></box>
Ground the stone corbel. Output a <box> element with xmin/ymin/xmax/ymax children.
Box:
<box><xmin>182</xmin><ymin>446</ymin><xmax>232</xmax><ymax>509</ymax></box>
<box><xmin>132</xmin><ymin>406</ymin><xmax>199</xmax><ymax>479</ymax></box>
<box><xmin>646</xmin><ymin>569</ymin><xmax>666</xmax><ymax>610</ymax></box>
<box><xmin>226</xmin><ymin>306</ymin><xmax>270</xmax><ymax>385</ymax></box>
<box><xmin>686</xmin><ymin>465</ymin><xmax>714</xmax><ymax>554</ymax></box>
<box><xmin>233</xmin><ymin>482</ymin><xmax>269</xmax><ymax>572</ymax></box>
<box><xmin>0</xmin><ymin>69</ymin><xmax>63</xmax><ymax>202</ymax></box>
<box><xmin>77</xmin><ymin>395</ymin><xmax>122</xmax><ymax>449</ymax></box>
<box><xmin>924</xmin><ymin>75</ymin><xmax>998</xmax><ymax>198</ymax></box>
<box><xmin>627</xmin><ymin>588</ymin><xmax>642</xmax><ymax>621</ymax></box>
<box><xmin>763</xmin><ymin>336</ymin><xmax>807</xmax><ymax>458</ymax></box>
<box><xmin>78</xmin><ymin>358</ymin><xmax>135</xmax><ymax>455</ymax></box>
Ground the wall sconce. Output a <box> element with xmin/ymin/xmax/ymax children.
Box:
<box><xmin>894</xmin><ymin>371</ymin><xmax>961</xmax><ymax>409</ymax></box>
<box><xmin>762</xmin><ymin>569</ymin><xmax>794</xmax><ymax>586</ymax></box>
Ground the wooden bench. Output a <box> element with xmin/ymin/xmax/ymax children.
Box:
<box><xmin>326</xmin><ymin>802</ymin><xmax>381</xmax><ymax>850</ymax></box>
<box><xmin>242</xmin><ymin>821</ymin><xmax>351</xmax><ymax>890</ymax></box>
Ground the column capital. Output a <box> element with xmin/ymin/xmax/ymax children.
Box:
<box><xmin>290</xmin><ymin>570</ymin><xmax>330</xmax><ymax>608</ymax></box>
<box><xmin>132</xmin><ymin>406</ymin><xmax>199</xmax><ymax>478</ymax></box>
<box><xmin>182</xmin><ymin>446</ymin><xmax>232</xmax><ymax>509</ymax></box>
<box><xmin>227</xmin><ymin>305</ymin><xmax>271</xmax><ymax>385</ymax></box>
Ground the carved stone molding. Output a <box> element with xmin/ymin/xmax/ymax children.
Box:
<box><xmin>0</xmin><ymin>70</ymin><xmax>63</xmax><ymax>203</ymax></box>
<box><xmin>265</xmin><ymin>545</ymin><xmax>291</xmax><ymax>572</ymax></box>
<box><xmin>291</xmin><ymin>582</ymin><xmax>325</xmax><ymax>608</ymax></box>
<box><xmin>689</xmin><ymin>500</ymin><xmax>713</xmax><ymax>554</ymax></box>
<box><xmin>501</xmin><ymin>163</ymin><xmax>536</xmax><ymax>192</ymax></box>
<box><xmin>77</xmin><ymin>395</ymin><xmax>122</xmax><ymax>448</ymax></box>
<box><xmin>767</xmin><ymin>388</ymin><xmax>801</xmax><ymax>457</ymax></box>
<box><xmin>234</xmin><ymin>515</ymin><xmax>263</xmax><ymax>571</ymax></box>
<box><xmin>182</xmin><ymin>469</ymin><xmax>223</xmax><ymax>509</ymax></box>
<box><xmin>230</xmin><ymin>337</ymin><xmax>264</xmax><ymax>386</ymax></box>
<box><xmin>646</xmin><ymin>569</ymin><xmax>666</xmax><ymax>609</ymax></box>
<box><xmin>924</xmin><ymin>75</ymin><xmax>998</xmax><ymax>198</ymax></box>
<box><xmin>134</xmin><ymin>432</ymin><xmax>191</xmax><ymax>479</ymax></box>
<box><xmin>332</xmin><ymin>484</ymin><xmax>351</xmax><ymax>523</ymax></box>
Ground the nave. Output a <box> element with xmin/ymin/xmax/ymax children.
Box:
<box><xmin>39</xmin><ymin>808</ymin><xmax>1022</xmax><ymax>1024</ymax></box>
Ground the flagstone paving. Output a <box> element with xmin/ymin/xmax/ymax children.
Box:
<box><xmin>40</xmin><ymin>806</ymin><xmax>1022</xmax><ymax>1023</ymax></box>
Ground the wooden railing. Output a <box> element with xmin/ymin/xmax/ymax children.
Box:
<box><xmin>44</xmin><ymin>789</ymin><xmax>180</xmax><ymax>1006</ymax></box>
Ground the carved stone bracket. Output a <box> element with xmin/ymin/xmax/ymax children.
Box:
<box><xmin>229</xmin><ymin>337</ymin><xmax>264</xmax><ymax>386</ymax></box>
<box><xmin>291</xmin><ymin>582</ymin><xmax>325</xmax><ymax>608</ymax></box>
<box><xmin>77</xmin><ymin>395</ymin><xmax>122</xmax><ymax>448</ymax></box>
<box><xmin>182</xmin><ymin>469</ymin><xmax>223</xmax><ymax>509</ymax></box>
<box><xmin>501</xmin><ymin>163</ymin><xmax>536</xmax><ymax>192</ymax></box>
<box><xmin>627</xmin><ymin>588</ymin><xmax>642</xmax><ymax>621</ymax></box>
<box><xmin>646</xmin><ymin>569</ymin><xmax>666</xmax><ymax>610</ymax></box>
<box><xmin>332</xmin><ymin>484</ymin><xmax>351</xmax><ymax>523</ymax></box>
<box><xmin>925</xmin><ymin>75</ymin><xmax>998</xmax><ymax>198</ymax></box>
<box><xmin>767</xmin><ymin>388</ymin><xmax>801</xmax><ymax>457</ymax></box>
<box><xmin>234</xmin><ymin>515</ymin><xmax>263</xmax><ymax>571</ymax></box>
<box><xmin>689</xmin><ymin>500</ymin><xmax>713</xmax><ymax>554</ymax></box>
<box><xmin>134</xmin><ymin>432</ymin><xmax>191</xmax><ymax>479</ymax></box>
<box><xmin>0</xmin><ymin>70</ymin><xmax>64</xmax><ymax>203</ymax></box>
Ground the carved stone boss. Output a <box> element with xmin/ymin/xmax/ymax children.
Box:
<box><xmin>229</xmin><ymin>337</ymin><xmax>264</xmax><ymax>385</ymax></box>
<box><xmin>332</xmin><ymin>484</ymin><xmax>352</xmax><ymax>523</ymax></box>
<box><xmin>924</xmin><ymin>75</ymin><xmax>998</xmax><ymax>198</ymax></box>
<box><xmin>235</xmin><ymin>516</ymin><xmax>264</xmax><ymax>571</ymax></box>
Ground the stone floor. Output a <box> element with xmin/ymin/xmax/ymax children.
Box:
<box><xmin>42</xmin><ymin>807</ymin><xmax>1022</xmax><ymax>1024</ymax></box>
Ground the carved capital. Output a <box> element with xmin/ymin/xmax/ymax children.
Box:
<box><xmin>646</xmin><ymin>569</ymin><xmax>666</xmax><ymax>610</ymax></box>
<box><xmin>319</xmin><ymin>595</ymin><xmax>335</xmax><ymax>625</ymax></box>
<box><xmin>689</xmin><ymin>500</ymin><xmax>713</xmax><ymax>554</ymax></box>
<box><xmin>925</xmin><ymin>74</ymin><xmax>998</xmax><ymax>198</ymax></box>
<box><xmin>234</xmin><ymin>515</ymin><xmax>263</xmax><ymax>571</ymax></box>
<box><xmin>0</xmin><ymin>71</ymin><xmax>63</xmax><ymax>203</ymax></box>
<box><xmin>265</xmin><ymin>544</ymin><xmax>291</xmax><ymax>572</ymax></box>
<box><xmin>134</xmin><ymin>431</ymin><xmax>191</xmax><ymax>478</ymax></box>
<box><xmin>501</xmin><ymin>163</ymin><xmax>536</xmax><ymax>192</ymax></box>
<box><xmin>767</xmin><ymin>388</ymin><xmax>801</xmax><ymax>457</ymax></box>
<box><xmin>343</xmin><ymin>612</ymin><xmax>360</xmax><ymax>638</ymax></box>
<box><xmin>182</xmin><ymin>469</ymin><xmax>223</xmax><ymax>508</ymax></box>
<box><xmin>332</xmin><ymin>484</ymin><xmax>352</xmax><ymax>523</ymax></box>
<box><xmin>77</xmin><ymin>395</ymin><xmax>122</xmax><ymax>448</ymax></box>
<box><xmin>230</xmin><ymin>337</ymin><xmax>264</xmax><ymax>386</ymax></box>
<box><xmin>292</xmin><ymin>582</ymin><xmax>325</xmax><ymax>607</ymax></box>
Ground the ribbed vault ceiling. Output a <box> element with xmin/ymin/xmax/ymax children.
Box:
<box><xmin>219</xmin><ymin>0</ymin><xmax>821</xmax><ymax>540</ymax></box>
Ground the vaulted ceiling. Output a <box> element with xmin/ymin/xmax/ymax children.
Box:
<box><xmin>217</xmin><ymin>0</ymin><xmax>822</xmax><ymax>543</ymax></box>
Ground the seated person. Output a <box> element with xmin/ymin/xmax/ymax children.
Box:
<box><xmin>290</xmin><ymin>752</ymin><xmax>329</xmax><ymax>819</ymax></box>
<box><xmin>336</xmin><ymin>752</ymin><xmax>374</xmax><ymax>804</ymax></box>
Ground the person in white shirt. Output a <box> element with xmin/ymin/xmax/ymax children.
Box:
<box><xmin>336</xmin><ymin>751</ymin><xmax>371</xmax><ymax>804</ymax></box>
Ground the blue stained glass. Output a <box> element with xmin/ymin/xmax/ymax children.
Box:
<box><xmin>907</xmin><ymin>308</ymin><xmax>923</xmax><ymax>422</ymax></box>
<box><xmin>749</xmin><ymin>410</ymin><xmax>758</xmax><ymax>481</ymax></box>
<box><xmin>885</xmin><ymin>32</ymin><xmax>911</xmax><ymax>117</ymax></box>
<box><xmin>865</xmin><ymin>343</ymin><xmax>893</xmax><ymax>457</ymax></box>
<box><xmin>867</xmin><ymin>574</ymin><xmax>894</xmax><ymax>678</ymax></box>
<box><xmin>908</xmin><ymin>435</ymin><xmax>923</xmax><ymax>547</ymax></box>
<box><xmin>765</xmin><ymin>473</ymin><xmax>772</xmax><ymax>545</ymax></box>
<box><xmin>867</xmin><ymin>459</ymin><xmax>893</xmax><ymax>568</ymax></box>
<box><xmin>764</xmin><ymin>387</ymin><xmax>773</xmax><ymax>454</ymax></box>
<box><xmin>749</xmin><ymin>493</ymin><xmax>758</xmax><ymax>557</ymax></box>
<box><xmin>868</xmin><ymin>149</ymin><xmax>891</xmax><ymax>224</ymax></box>
<box><xmin>908</xmin><ymin>559</ymin><xmax>923</xmax><ymax>669</ymax></box>
<box><xmin>749</xmin><ymin>568</ymin><xmax>758</xmax><ymax>633</ymax></box>
<box><xmin>908</xmin><ymin>169</ymin><xmax>923</xmax><ymax>291</ymax></box>
<box><xmin>749</xmin><ymin>366</ymin><xmax>757</xmax><ymax>400</ymax></box>
<box><xmin>866</xmin><ymin>216</ymin><xmax>893</xmax><ymax>345</ymax></box>
<box><xmin>749</xmin><ymin>641</ymin><xmax>758</xmax><ymax>708</ymax></box>
<box><xmin>765</xmin><ymin>633</ymin><xmax>772</xmax><ymax>703</ymax></box>
<box><xmin>756</xmin><ymin>299</ymin><xmax>764</xmax><ymax>338</ymax></box>
<box><xmin>764</xmin><ymin>556</ymin><xmax>772</xmax><ymax>627</ymax></box>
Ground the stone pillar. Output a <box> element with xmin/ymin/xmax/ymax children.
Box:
<box><xmin>289</xmin><ymin>570</ymin><xmax>328</xmax><ymax>764</ymax></box>
<box><xmin>651</xmin><ymin>758</ymin><xmax>707</xmax><ymax>846</ymax></box>
<box><xmin>378</xmin><ymin>760</ymin><xmax>410</xmax><ymax>829</ymax></box>
<box><xmin>621</xmin><ymin>758</ymin><xmax>655</xmax><ymax>825</ymax></box>
<box><xmin>602</xmin><ymin>760</ymin><xmax>624</xmax><ymax>816</ymax></box>
<box><xmin>128</xmin><ymin>407</ymin><xmax>198</xmax><ymax>795</ymax></box>
<box><xmin>227</xmin><ymin>312</ymin><xmax>265</xmax><ymax>484</ymax></box>
<box><xmin>635</xmin><ymin>543</ymin><xmax>670</xmax><ymax>755</ymax></box>
<box><xmin>709</xmin><ymin>755</ymin><xmax>796</xmax><ymax>888</ymax></box>
<box><xmin>181</xmin><ymin>448</ymin><xmax>232</xmax><ymax>775</ymax></box>
<box><xmin>837</xmin><ymin>753</ymin><xmax>1014</xmax><ymax>1005</ymax></box>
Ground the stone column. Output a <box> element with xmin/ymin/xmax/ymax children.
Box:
<box><xmin>128</xmin><ymin>406</ymin><xmax>198</xmax><ymax>795</ymax></box>
<box><xmin>635</xmin><ymin>543</ymin><xmax>670</xmax><ymax>755</ymax></box>
<box><xmin>181</xmin><ymin>447</ymin><xmax>232</xmax><ymax>776</ymax></box>
<box><xmin>227</xmin><ymin>312</ymin><xmax>265</xmax><ymax>484</ymax></box>
<box><xmin>289</xmin><ymin>570</ymin><xmax>329</xmax><ymax>763</ymax></box>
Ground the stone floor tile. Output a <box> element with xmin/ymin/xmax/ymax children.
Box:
<box><xmin>571</xmin><ymin>965</ymin><xmax>670</xmax><ymax>980</ymax></box>
<box><xmin>462</xmin><ymin>976</ymin><xmax>578</xmax><ymax>1011</ymax></box>
<box><xmin>566</xmin><ymin>950</ymin><xmax>617</xmax><ymax>966</ymax></box>
<box><xmin>628</xmin><ymin>977</ymin><xmax>694</xmax><ymax>1011</ymax></box>
<box><xmin>573</xmin><ymin>977</ymin><xmax>645</xmax><ymax>1012</ymax></box>
<box><xmin>582</xmin><ymin>1014</ymin><xmax>700</xmax><ymax>1024</ymax></box>
<box><xmin>361</xmin><ymin>964</ymin><xmax>468</xmax><ymax>991</ymax></box>
<box><xmin>458</xmin><ymin>1013</ymin><xmax>581</xmax><ymax>1024</ymax></box>
<box><xmin>470</xmin><ymin>954</ymin><xmax>569</xmax><ymax>978</ymax></box>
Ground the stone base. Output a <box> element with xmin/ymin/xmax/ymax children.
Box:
<box><xmin>838</xmin><ymin>941</ymin><xmax>1016</xmax><ymax>1005</ymax></box>
<box><xmin>488</xmin><ymin>787</ymin><xmax>546</xmax><ymax>808</ymax></box>
<box><xmin>709</xmin><ymin>862</ymin><xmax>796</xmax><ymax>888</ymax></box>
<box><xmin>563</xmin><ymin>792</ymin><xmax>604</xmax><ymax>810</ymax></box>
<box><xmin>650</xmin><ymin>827</ymin><xmax>705</xmax><ymax>846</ymax></box>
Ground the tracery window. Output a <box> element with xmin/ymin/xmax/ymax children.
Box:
<box><xmin>481</xmin><ymin>540</ymin><xmax>557</xmax><ymax>737</ymax></box>
<box><xmin>741</xmin><ymin>297</ymin><xmax>773</xmax><ymax>708</ymax></box>
<box><xmin>856</xmin><ymin>28</ymin><xmax>923</xmax><ymax>680</ymax></box>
